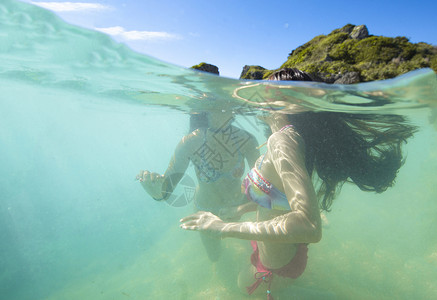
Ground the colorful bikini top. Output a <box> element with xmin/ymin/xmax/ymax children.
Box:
<box><xmin>243</xmin><ymin>125</ymin><xmax>294</xmax><ymax>211</ymax></box>
<box><xmin>244</xmin><ymin>167</ymin><xmax>291</xmax><ymax>211</ymax></box>
<box><xmin>193</xmin><ymin>129</ymin><xmax>245</xmax><ymax>183</ymax></box>
<box><xmin>196</xmin><ymin>149</ymin><xmax>244</xmax><ymax>183</ymax></box>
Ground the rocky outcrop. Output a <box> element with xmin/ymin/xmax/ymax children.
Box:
<box><xmin>240</xmin><ymin>65</ymin><xmax>268</xmax><ymax>80</ymax></box>
<box><xmin>190</xmin><ymin>62</ymin><xmax>219</xmax><ymax>75</ymax></box>
<box><xmin>350</xmin><ymin>25</ymin><xmax>369</xmax><ymax>40</ymax></box>
<box><xmin>334</xmin><ymin>72</ymin><xmax>361</xmax><ymax>84</ymax></box>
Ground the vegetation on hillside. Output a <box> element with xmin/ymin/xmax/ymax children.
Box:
<box><xmin>240</xmin><ymin>24</ymin><xmax>437</xmax><ymax>82</ymax></box>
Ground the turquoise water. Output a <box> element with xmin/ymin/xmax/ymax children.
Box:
<box><xmin>1</xmin><ymin>1</ymin><xmax>437</xmax><ymax>299</ymax></box>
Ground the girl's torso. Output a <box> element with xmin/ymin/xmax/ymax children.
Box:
<box><xmin>255</xmin><ymin>152</ymin><xmax>299</xmax><ymax>269</ymax></box>
<box><xmin>189</xmin><ymin>127</ymin><xmax>248</xmax><ymax>212</ymax></box>
<box><xmin>249</xmin><ymin>127</ymin><xmax>303</xmax><ymax>268</ymax></box>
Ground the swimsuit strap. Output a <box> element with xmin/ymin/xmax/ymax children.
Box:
<box><xmin>280</xmin><ymin>124</ymin><xmax>294</xmax><ymax>132</ymax></box>
<box><xmin>258</xmin><ymin>153</ymin><xmax>267</xmax><ymax>169</ymax></box>
<box><xmin>246</xmin><ymin>241</ymin><xmax>274</xmax><ymax>299</ymax></box>
<box><xmin>247</xmin><ymin>271</ymin><xmax>274</xmax><ymax>299</ymax></box>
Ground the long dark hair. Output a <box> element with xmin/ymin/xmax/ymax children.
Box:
<box><xmin>269</xmin><ymin>68</ymin><xmax>417</xmax><ymax>211</ymax></box>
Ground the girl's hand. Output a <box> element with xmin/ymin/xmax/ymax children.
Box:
<box><xmin>136</xmin><ymin>170</ymin><xmax>165</xmax><ymax>200</ymax></box>
<box><xmin>180</xmin><ymin>211</ymin><xmax>225</xmax><ymax>238</ymax></box>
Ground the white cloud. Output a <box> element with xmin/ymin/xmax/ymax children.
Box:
<box><xmin>30</xmin><ymin>1</ymin><xmax>111</xmax><ymax>12</ymax></box>
<box><xmin>95</xmin><ymin>26</ymin><xmax>181</xmax><ymax>41</ymax></box>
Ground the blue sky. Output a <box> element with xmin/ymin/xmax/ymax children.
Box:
<box><xmin>22</xmin><ymin>0</ymin><xmax>437</xmax><ymax>79</ymax></box>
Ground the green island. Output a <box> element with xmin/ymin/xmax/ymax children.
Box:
<box><xmin>194</xmin><ymin>24</ymin><xmax>437</xmax><ymax>83</ymax></box>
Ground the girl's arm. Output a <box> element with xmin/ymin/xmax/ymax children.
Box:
<box><xmin>181</xmin><ymin>132</ymin><xmax>322</xmax><ymax>244</ymax></box>
<box><xmin>244</xmin><ymin>132</ymin><xmax>261</xmax><ymax>168</ymax></box>
<box><xmin>138</xmin><ymin>133</ymin><xmax>194</xmax><ymax>200</ymax></box>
